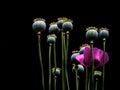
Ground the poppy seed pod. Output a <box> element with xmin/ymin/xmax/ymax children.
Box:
<box><xmin>62</xmin><ymin>22</ymin><xmax>73</xmax><ymax>32</ymax></box>
<box><xmin>52</xmin><ymin>68</ymin><xmax>61</xmax><ymax>76</ymax></box>
<box><xmin>47</xmin><ymin>34</ymin><xmax>56</xmax><ymax>44</ymax></box>
<box><xmin>71</xmin><ymin>50</ymin><xmax>80</xmax><ymax>64</ymax></box>
<box><xmin>77</xmin><ymin>64</ymin><xmax>84</xmax><ymax>72</ymax></box>
<box><xmin>57</xmin><ymin>17</ymin><xmax>68</xmax><ymax>29</ymax></box>
<box><xmin>85</xmin><ymin>27</ymin><xmax>98</xmax><ymax>41</ymax></box>
<box><xmin>79</xmin><ymin>47</ymin><xmax>85</xmax><ymax>54</ymax></box>
<box><xmin>79</xmin><ymin>44</ymin><xmax>90</xmax><ymax>54</ymax></box>
<box><xmin>32</xmin><ymin>18</ymin><xmax>46</xmax><ymax>32</ymax></box>
<box><xmin>49</xmin><ymin>23</ymin><xmax>60</xmax><ymax>34</ymax></box>
<box><xmin>72</xmin><ymin>64</ymin><xmax>84</xmax><ymax>73</ymax></box>
<box><xmin>99</xmin><ymin>28</ymin><xmax>109</xmax><ymax>39</ymax></box>
<box><xmin>57</xmin><ymin>20</ymin><xmax>64</xmax><ymax>29</ymax></box>
<box><xmin>94</xmin><ymin>70</ymin><xmax>102</xmax><ymax>79</ymax></box>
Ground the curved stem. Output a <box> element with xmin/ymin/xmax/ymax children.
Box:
<box><xmin>102</xmin><ymin>38</ymin><xmax>106</xmax><ymax>90</ymax></box>
<box><xmin>90</xmin><ymin>41</ymin><xmax>94</xmax><ymax>90</ymax></box>
<box><xmin>65</xmin><ymin>31</ymin><xmax>70</xmax><ymax>90</ymax></box>
<box><xmin>37</xmin><ymin>33</ymin><xmax>45</xmax><ymax>90</ymax></box>
<box><xmin>49</xmin><ymin>43</ymin><xmax>52</xmax><ymax>90</ymax></box>
<box><xmin>61</xmin><ymin>32</ymin><xmax>65</xmax><ymax>90</ymax></box>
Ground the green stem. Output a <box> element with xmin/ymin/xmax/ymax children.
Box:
<box><xmin>62</xmin><ymin>32</ymin><xmax>65</xmax><ymax>90</ymax></box>
<box><xmin>37</xmin><ymin>33</ymin><xmax>45</xmax><ymax>90</ymax></box>
<box><xmin>49</xmin><ymin>43</ymin><xmax>52</xmax><ymax>90</ymax></box>
<box><xmin>66</xmin><ymin>31</ymin><xmax>69</xmax><ymax>59</ymax></box>
<box><xmin>88</xmin><ymin>73</ymin><xmax>91</xmax><ymax>90</ymax></box>
<box><xmin>53</xmin><ymin>42</ymin><xmax>57</xmax><ymax>69</ymax></box>
<box><xmin>90</xmin><ymin>41</ymin><xmax>94</xmax><ymax>90</ymax></box>
<box><xmin>53</xmin><ymin>42</ymin><xmax>57</xmax><ymax>90</ymax></box>
<box><xmin>102</xmin><ymin>38</ymin><xmax>106</xmax><ymax>90</ymax></box>
<box><xmin>54</xmin><ymin>76</ymin><xmax>57</xmax><ymax>90</ymax></box>
<box><xmin>75</xmin><ymin>67</ymin><xmax>79</xmax><ymax>90</ymax></box>
<box><xmin>64</xmin><ymin>31</ymin><xmax>70</xmax><ymax>90</ymax></box>
<box><xmin>95</xmin><ymin>79</ymin><xmax>98</xmax><ymax>90</ymax></box>
<box><xmin>85</xmin><ymin>67</ymin><xmax>88</xmax><ymax>90</ymax></box>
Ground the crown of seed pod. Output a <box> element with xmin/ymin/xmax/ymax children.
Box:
<box><xmin>94</xmin><ymin>70</ymin><xmax>102</xmax><ymax>80</ymax></box>
<box><xmin>99</xmin><ymin>27</ymin><xmax>109</xmax><ymax>39</ymax></box>
<box><xmin>79</xmin><ymin>44</ymin><xmax>90</xmax><ymax>54</ymax></box>
<box><xmin>71</xmin><ymin>50</ymin><xmax>80</xmax><ymax>64</ymax></box>
<box><xmin>52</xmin><ymin>67</ymin><xmax>61</xmax><ymax>76</ymax></box>
<box><xmin>85</xmin><ymin>27</ymin><xmax>98</xmax><ymax>41</ymax></box>
<box><xmin>32</xmin><ymin>18</ymin><xmax>46</xmax><ymax>32</ymax></box>
<box><xmin>72</xmin><ymin>64</ymin><xmax>84</xmax><ymax>73</ymax></box>
<box><xmin>62</xmin><ymin>19</ymin><xmax>73</xmax><ymax>32</ymax></box>
<box><xmin>47</xmin><ymin>34</ymin><xmax>57</xmax><ymax>44</ymax></box>
<box><xmin>48</xmin><ymin>22</ymin><xmax>60</xmax><ymax>34</ymax></box>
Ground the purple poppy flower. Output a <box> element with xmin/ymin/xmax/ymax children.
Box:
<box><xmin>75</xmin><ymin>47</ymin><xmax>109</xmax><ymax>69</ymax></box>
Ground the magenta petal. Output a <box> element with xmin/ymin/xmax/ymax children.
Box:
<box><xmin>75</xmin><ymin>54</ymin><xmax>86</xmax><ymax>66</ymax></box>
<box><xmin>93</xmin><ymin>48</ymin><xmax>104</xmax><ymax>69</ymax></box>
<box><xmin>77</xmin><ymin>46</ymin><xmax>109</xmax><ymax>69</ymax></box>
<box><xmin>99</xmin><ymin>52</ymin><xmax>109</xmax><ymax>67</ymax></box>
<box><xmin>84</xmin><ymin>47</ymin><xmax>105</xmax><ymax>69</ymax></box>
<box><xmin>94</xmin><ymin>48</ymin><xmax>103</xmax><ymax>61</ymax></box>
<box><xmin>84</xmin><ymin>47</ymin><xmax>92</xmax><ymax>67</ymax></box>
<box><xmin>104</xmin><ymin>52</ymin><xmax>109</xmax><ymax>63</ymax></box>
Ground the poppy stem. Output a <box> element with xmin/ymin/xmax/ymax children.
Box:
<box><xmin>53</xmin><ymin>42</ymin><xmax>57</xmax><ymax>90</ymax></box>
<box><xmin>61</xmin><ymin>31</ymin><xmax>65</xmax><ymax>90</ymax></box>
<box><xmin>102</xmin><ymin>38</ymin><xmax>106</xmax><ymax>90</ymax></box>
<box><xmin>65</xmin><ymin>31</ymin><xmax>70</xmax><ymax>90</ymax></box>
<box><xmin>37</xmin><ymin>32</ymin><xmax>45</xmax><ymax>90</ymax></box>
<box><xmin>53</xmin><ymin>42</ymin><xmax>57</xmax><ymax>71</ymax></box>
<box><xmin>75</xmin><ymin>67</ymin><xmax>79</xmax><ymax>90</ymax></box>
<box><xmin>95</xmin><ymin>79</ymin><xmax>98</xmax><ymax>90</ymax></box>
<box><xmin>90</xmin><ymin>40</ymin><xmax>94</xmax><ymax>90</ymax></box>
<box><xmin>85</xmin><ymin>67</ymin><xmax>88</xmax><ymax>90</ymax></box>
<box><xmin>88</xmin><ymin>72</ymin><xmax>91</xmax><ymax>90</ymax></box>
<box><xmin>48</xmin><ymin>43</ymin><xmax>52</xmax><ymax>90</ymax></box>
<box><xmin>54</xmin><ymin>76</ymin><xmax>57</xmax><ymax>90</ymax></box>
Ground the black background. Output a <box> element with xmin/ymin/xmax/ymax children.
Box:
<box><xmin>0</xmin><ymin>0</ymin><xmax>117</xmax><ymax>90</ymax></box>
